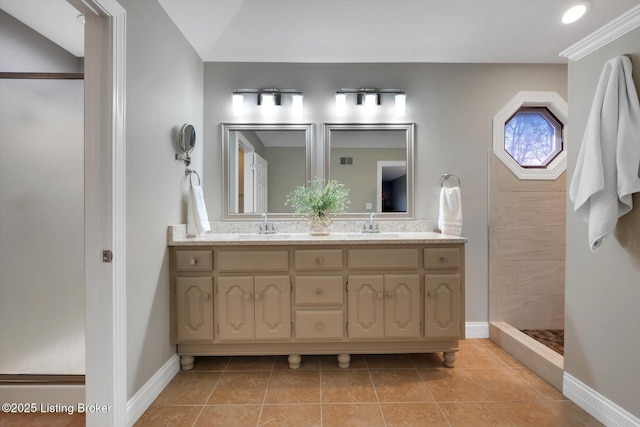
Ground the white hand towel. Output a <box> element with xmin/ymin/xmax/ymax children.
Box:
<box><xmin>187</xmin><ymin>183</ymin><xmax>210</xmax><ymax>236</ymax></box>
<box><xmin>569</xmin><ymin>56</ymin><xmax>640</xmax><ymax>252</ymax></box>
<box><xmin>438</xmin><ymin>186</ymin><xmax>463</xmax><ymax>236</ymax></box>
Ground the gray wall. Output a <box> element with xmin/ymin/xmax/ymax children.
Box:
<box><xmin>0</xmin><ymin>10</ymin><xmax>84</xmax><ymax>375</ymax></box>
<box><xmin>118</xmin><ymin>0</ymin><xmax>204</xmax><ymax>399</ymax></box>
<box><xmin>203</xmin><ymin>62</ymin><xmax>567</xmax><ymax>323</ymax></box>
<box><xmin>565</xmin><ymin>29</ymin><xmax>640</xmax><ymax>418</ymax></box>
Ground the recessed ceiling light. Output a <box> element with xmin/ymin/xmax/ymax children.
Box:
<box><xmin>562</xmin><ymin>1</ymin><xmax>591</xmax><ymax>24</ymax></box>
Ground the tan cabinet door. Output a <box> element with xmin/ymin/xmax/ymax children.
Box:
<box><xmin>217</xmin><ymin>276</ymin><xmax>255</xmax><ymax>341</ymax></box>
<box><xmin>176</xmin><ymin>277</ymin><xmax>213</xmax><ymax>342</ymax></box>
<box><xmin>425</xmin><ymin>274</ymin><xmax>461</xmax><ymax>338</ymax></box>
<box><xmin>348</xmin><ymin>275</ymin><xmax>384</xmax><ymax>339</ymax></box>
<box><xmin>254</xmin><ymin>276</ymin><xmax>291</xmax><ymax>340</ymax></box>
<box><xmin>384</xmin><ymin>274</ymin><xmax>421</xmax><ymax>338</ymax></box>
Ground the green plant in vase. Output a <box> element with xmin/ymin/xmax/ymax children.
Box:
<box><xmin>286</xmin><ymin>178</ymin><xmax>350</xmax><ymax>235</ymax></box>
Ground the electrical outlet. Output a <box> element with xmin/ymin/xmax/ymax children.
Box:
<box><xmin>365</xmin><ymin>202</ymin><xmax>372</xmax><ymax>210</ymax></box>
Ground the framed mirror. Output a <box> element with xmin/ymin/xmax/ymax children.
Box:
<box><xmin>222</xmin><ymin>123</ymin><xmax>314</xmax><ymax>219</ymax></box>
<box><xmin>324</xmin><ymin>123</ymin><xmax>415</xmax><ymax>218</ymax></box>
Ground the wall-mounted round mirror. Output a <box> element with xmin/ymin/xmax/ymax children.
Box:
<box><xmin>179</xmin><ymin>123</ymin><xmax>196</xmax><ymax>153</ymax></box>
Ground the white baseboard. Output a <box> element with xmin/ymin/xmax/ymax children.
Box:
<box><xmin>563</xmin><ymin>372</ymin><xmax>640</xmax><ymax>427</ymax></box>
<box><xmin>126</xmin><ymin>354</ymin><xmax>180</xmax><ymax>426</ymax></box>
<box><xmin>465</xmin><ymin>322</ymin><xmax>489</xmax><ymax>338</ymax></box>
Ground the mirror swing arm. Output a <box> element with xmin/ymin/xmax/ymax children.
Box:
<box><xmin>176</xmin><ymin>123</ymin><xmax>196</xmax><ymax>166</ymax></box>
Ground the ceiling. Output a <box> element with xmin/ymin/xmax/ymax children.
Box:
<box><xmin>2</xmin><ymin>0</ymin><xmax>639</xmax><ymax>63</ymax></box>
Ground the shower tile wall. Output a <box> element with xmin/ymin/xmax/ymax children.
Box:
<box><xmin>489</xmin><ymin>155</ymin><xmax>566</xmax><ymax>330</ymax></box>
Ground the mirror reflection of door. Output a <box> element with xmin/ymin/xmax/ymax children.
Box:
<box><xmin>377</xmin><ymin>161</ymin><xmax>407</xmax><ymax>212</ymax></box>
<box><xmin>231</xmin><ymin>131</ymin><xmax>269</xmax><ymax>214</ymax></box>
<box><xmin>244</xmin><ymin>152</ymin><xmax>268</xmax><ymax>213</ymax></box>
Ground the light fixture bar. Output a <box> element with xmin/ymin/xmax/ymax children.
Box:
<box><xmin>232</xmin><ymin>88</ymin><xmax>303</xmax><ymax>116</ymax></box>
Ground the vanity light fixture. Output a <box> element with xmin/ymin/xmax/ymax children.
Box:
<box><xmin>335</xmin><ymin>88</ymin><xmax>407</xmax><ymax>116</ymax></box>
<box><xmin>562</xmin><ymin>1</ymin><xmax>591</xmax><ymax>24</ymax></box>
<box><xmin>231</xmin><ymin>88</ymin><xmax>303</xmax><ymax>116</ymax></box>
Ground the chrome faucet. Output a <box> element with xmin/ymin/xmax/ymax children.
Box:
<box><xmin>259</xmin><ymin>212</ymin><xmax>276</xmax><ymax>234</ymax></box>
<box><xmin>363</xmin><ymin>212</ymin><xmax>380</xmax><ymax>233</ymax></box>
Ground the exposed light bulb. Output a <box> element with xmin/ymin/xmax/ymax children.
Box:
<box><xmin>562</xmin><ymin>1</ymin><xmax>590</xmax><ymax>24</ymax></box>
<box><xmin>261</xmin><ymin>93</ymin><xmax>275</xmax><ymax>116</ymax></box>
<box><xmin>335</xmin><ymin>93</ymin><xmax>347</xmax><ymax>115</ymax></box>
<box><xmin>232</xmin><ymin>94</ymin><xmax>244</xmax><ymax>116</ymax></box>
<box><xmin>291</xmin><ymin>94</ymin><xmax>304</xmax><ymax>117</ymax></box>
<box><xmin>364</xmin><ymin>94</ymin><xmax>377</xmax><ymax>115</ymax></box>
<box><xmin>394</xmin><ymin>94</ymin><xmax>406</xmax><ymax>117</ymax></box>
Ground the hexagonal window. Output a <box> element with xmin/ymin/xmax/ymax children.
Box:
<box><xmin>504</xmin><ymin>107</ymin><xmax>563</xmax><ymax>168</ymax></box>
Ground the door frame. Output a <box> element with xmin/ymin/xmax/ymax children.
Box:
<box><xmin>68</xmin><ymin>0</ymin><xmax>127</xmax><ymax>425</ymax></box>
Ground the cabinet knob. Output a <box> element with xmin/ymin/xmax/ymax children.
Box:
<box><xmin>244</xmin><ymin>293</ymin><xmax>253</xmax><ymax>300</ymax></box>
<box><xmin>376</xmin><ymin>292</ymin><xmax>383</xmax><ymax>299</ymax></box>
<box><xmin>386</xmin><ymin>291</ymin><xmax>394</xmax><ymax>298</ymax></box>
<box><xmin>315</xmin><ymin>321</ymin><xmax>325</xmax><ymax>332</ymax></box>
<box><xmin>427</xmin><ymin>290</ymin><xmax>435</xmax><ymax>298</ymax></box>
<box><xmin>255</xmin><ymin>292</ymin><xmax>262</xmax><ymax>300</ymax></box>
<box><xmin>203</xmin><ymin>293</ymin><xmax>210</xmax><ymax>301</ymax></box>
<box><xmin>189</xmin><ymin>258</ymin><xmax>197</xmax><ymax>266</ymax></box>
<box><xmin>440</xmin><ymin>256</ymin><xmax>448</xmax><ymax>264</ymax></box>
<box><xmin>316</xmin><ymin>257</ymin><xmax>323</xmax><ymax>265</ymax></box>
<box><xmin>315</xmin><ymin>287</ymin><xmax>324</xmax><ymax>295</ymax></box>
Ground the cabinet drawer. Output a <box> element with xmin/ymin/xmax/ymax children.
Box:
<box><xmin>295</xmin><ymin>310</ymin><xmax>344</xmax><ymax>340</ymax></box>
<box><xmin>218</xmin><ymin>250</ymin><xmax>289</xmax><ymax>272</ymax></box>
<box><xmin>175</xmin><ymin>250</ymin><xmax>213</xmax><ymax>271</ymax></box>
<box><xmin>348</xmin><ymin>248</ymin><xmax>418</xmax><ymax>270</ymax></box>
<box><xmin>424</xmin><ymin>248</ymin><xmax>460</xmax><ymax>269</ymax></box>
<box><xmin>295</xmin><ymin>249</ymin><xmax>343</xmax><ymax>270</ymax></box>
<box><xmin>295</xmin><ymin>276</ymin><xmax>344</xmax><ymax>306</ymax></box>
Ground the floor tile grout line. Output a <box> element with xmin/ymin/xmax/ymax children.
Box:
<box><xmin>254</xmin><ymin>358</ymin><xmax>276</xmax><ymax>427</ymax></box>
<box><xmin>191</xmin><ymin>370</ymin><xmax>222</xmax><ymax>427</ymax></box>
<box><xmin>365</xmin><ymin>360</ymin><xmax>388</xmax><ymax>427</ymax></box>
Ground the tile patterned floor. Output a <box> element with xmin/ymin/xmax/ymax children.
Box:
<box><xmin>520</xmin><ymin>329</ymin><xmax>565</xmax><ymax>356</ymax></box>
<box><xmin>0</xmin><ymin>339</ymin><xmax>603</xmax><ymax>426</ymax></box>
<box><xmin>135</xmin><ymin>339</ymin><xmax>602</xmax><ymax>427</ymax></box>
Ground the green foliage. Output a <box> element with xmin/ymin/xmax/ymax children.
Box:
<box><xmin>286</xmin><ymin>178</ymin><xmax>350</xmax><ymax>220</ymax></box>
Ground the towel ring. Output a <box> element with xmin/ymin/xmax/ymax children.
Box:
<box><xmin>441</xmin><ymin>173</ymin><xmax>460</xmax><ymax>188</ymax></box>
<box><xmin>186</xmin><ymin>169</ymin><xmax>201</xmax><ymax>186</ymax></box>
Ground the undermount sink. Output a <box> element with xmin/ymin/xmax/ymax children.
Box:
<box><xmin>341</xmin><ymin>233</ymin><xmax>402</xmax><ymax>238</ymax></box>
<box><xmin>233</xmin><ymin>233</ymin><xmax>291</xmax><ymax>240</ymax></box>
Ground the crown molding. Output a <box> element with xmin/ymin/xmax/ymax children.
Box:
<box><xmin>560</xmin><ymin>4</ymin><xmax>640</xmax><ymax>61</ymax></box>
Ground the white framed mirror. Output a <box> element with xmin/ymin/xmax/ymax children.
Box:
<box><xmin>222</xmin><ymin>123</ymin><xmax>314</xmax><ymax>219</ymax></box>
<box><xmin>324</xmin><ymin>123</ymin><xmax>415</xmax><ymax>219</ymax></box>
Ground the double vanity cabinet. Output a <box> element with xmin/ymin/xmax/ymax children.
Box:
<box><xmin>169</xmin><ymin>232</ymin><xmax>466</xmax><ymax>370</ymax></box>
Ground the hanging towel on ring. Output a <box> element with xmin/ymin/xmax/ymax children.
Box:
<box><xmin>569</xmin><ymin>56</ymin><xmax>640</xmax><ymax>252</ymax></box>
<box><xmin>438</xmin><ymin>186</ymin><xmax>462</xmax><ymax>236</ymax></box>
<box><xmin>187</xmin><ymin>182</ymin><xmax>210</xmax><ymax>236</ymax></box>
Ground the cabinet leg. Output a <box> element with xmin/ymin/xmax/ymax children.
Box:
<box><xmin>180</xmin><ymin>355</ymin><xmax>195</xmax><ymax>371</ymax></box>
<box><xmin>288</xmin><ymin>354</ymin><xmax>301</xmax><ymax>370</ymax></box>
<box><xmin>443</xmin><ymin>352</ymin><xmax>456</xmax><ymax>368</ymax></box>
<box><xmin>337</xmin><ymin>353</ymin><xmax>350</xmax><ymax>369</ymax></box>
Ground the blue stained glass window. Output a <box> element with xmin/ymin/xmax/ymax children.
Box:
<box><xmin>504</xmin><ymin>107</ymin><xmax>563</xmax><ymax>168</ymax></box>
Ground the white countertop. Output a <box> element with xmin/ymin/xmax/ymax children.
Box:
<box><xmin>168</xmin><ymin>230</ymin><xmax>467</xmax><ymax>246</ymax></box>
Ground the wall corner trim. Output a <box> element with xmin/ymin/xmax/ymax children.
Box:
<box><xmin>563</xmin><ymin>372</ymin><xmax>640</xmax><ymax>427</ymax></box>
<box><xmin>465</xmin><ymin>322</ymin><xmax>490</xmax><ymax>338</ymax></box>
<box><xmin>560</xmin><ymin>4</ymin><xmax>640</xmax><ymax>61</ymax></box>
<box><xmin>126</xmin><ymin>354</ymin><xmax>180</xmax><ymax>426</ymax></box>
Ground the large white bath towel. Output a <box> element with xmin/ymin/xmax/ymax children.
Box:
<box><xmin>569</xmin><ymin>56</ymin><xmax>640</xmax><ymax>252</ymax></box>
<box><xmin>187</xmin><ymin>182</ymin><xmax>210</xmax><ymax>236</ymax></box>
<box><xmin>438</xmin><ymin>186</ymin><xmax>463</xmax><ymax>236</ymax></box>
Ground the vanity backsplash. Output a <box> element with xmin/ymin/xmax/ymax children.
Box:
<box><xmin>170</xmin><ymin>219</ymin><xmax>433</xmax><ymax>240</ymax></box>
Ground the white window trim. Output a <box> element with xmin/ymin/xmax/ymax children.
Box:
<box><xmin>493</xmin><ymin>91</ymin><xmax>568</xmax><ymax>180</ymax></box>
